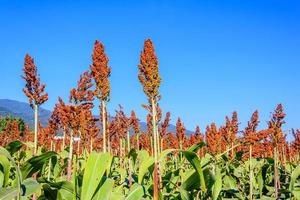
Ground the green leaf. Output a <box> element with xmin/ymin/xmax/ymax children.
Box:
<box><xmin>0</xmin><ymin>187</ymin><xmax>18</xmax><ymax>199</ymax></box>
<box><xmin>42</xmin><ymin>184</ymin><xmax>58</xmax><ymax>200</ymax></box>
<box><xmin>21</xmin><ymin>178</ymin><xmax>41</xmax><ymax>197</ymax></box>
<box><xmin>0</xmin><ymin>147</ymin><xmax>22</xmax><ymax>199</ymax></box>
<box><xmin>181</xmin><ymin>171</ymin><xmax>200</xmax><ymax>191</ymax></box>
<box><xmin>21</xmin><ymin>151</ymin><xmax>58</xmax><ymax>179</ymax></box>
<box><xmin>158</xmin><ymin>149</ymin><xmax>176</xmax><ymax>162</ymax></box>
<box><xmin>138</xmin><ymin>156</ymin><xmax>154</xmax><ymax>184</ymax></box>
<box><xmin>212</xmin><ymin>166</ymin><xmax>222</xmax><ymax>200</ymax></box>
<box><xmin>290</xmin><ymin>165</ymin><xmax>300</xmax><ymax>192</ymax></box>
<box><xmin>257</xmin><ymin>168</ymin><xmax>264</xmax><ymax>197</ymax></box>
<box><xmin>58</xmin><ymin>181</ymin><xmax>76</xmax><ymax>200</ymax></box>
<box><xmin>0</xmin><ymin>154</ymin><xmax>11</xmax><ymax>187</ymax></box>
<box><xmin>111</xmin><ymin>191</ymin><xmax>125</xmax><ymax>200</ymax></box>
<box><xmin>128</xmin><ymin>149</ymin><xmax>138</xmax><ymax>166</ymax></box>
<box><xmin>223</xmin><ymin>175</ymin><xmax>237</xmax><ymax>190</ymax></box>
<box><xmin>93</xmin><ymin>178</ymin><xmax>114</xmax><ymax>200</ymax></box>
<box><xmin>41</xmin><ymin>180</ymin><xmax>76</xmax><ymax>200</ymax></box>
<box><xmin>81</xmin><ymin>152</ymin><xmax>110</xmax><ymax>200</ymax></box>
<box><xmin>0</xmin><ymin>171</ymin><xmax>4</xmax><ymax>188</ymax></box>
<box><xmin>5</xmin><ymin>140</ymin><xmax>23</xmax><ymax>155</ymax></box>
<box><xmin>292</xmin><ymin>189</ymin><xmax>300</xmax><ymax>200</ymax></box>
<box><xmin>181</xmin><ymin>150</ymin><xmax>207</xmax><ymax>192</ymax></box>
<box><xmin>179</xmin><ymin>187</ymin><xmax>192</xmax><ymax>200</ymax></box>
<box><xmin>125</xmin><ymin>183</ymin><xmax>144</xmax><ymax>200</ymax></box>
<box><xmin>187</xmin><ymin>142</ymin><xmax>206</xmax><ymax>153</ymax></box>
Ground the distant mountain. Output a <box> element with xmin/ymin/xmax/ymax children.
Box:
<box><xmin>0</xmin><ymin>99</ymin><xmax>51</xmax><ymax>127</ymax></box>
<box><xmin>0</xmin><ymin>99</ymin><xmax>193</xmax><ymax>135</ymax></box>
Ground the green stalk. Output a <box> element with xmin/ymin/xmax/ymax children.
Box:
<box><xmin>127</xmin><ymin>130</ymin><xmax>132</xmax><ymax>190</ymax></box>
<box><xmin>77</xmin><ymin>131</ymin><xmax>81</xmax><ymax>156</ymax></box>
<box><xmin>72</xmin><ymin>156</ymin><xmax>77</xmax><ymax>200</ymax></box>
<box><xmin>102</xmin><ymin>100</ymin><xmax>107</xmax><ymax>153</ymax></box>
<box><xmin>249</xmin><ymin>145</ymin><xmax>253</xmax><ymax>200</ymax></box>
<box><xmin>127</xmin><ymin>131</ymin><xmax>131</xmax><ymax>154</ymax></box>
<box><xmin>136</xmin><ymin>133</ymin><xmax>139</xmax><ymax>150</ymax></box>
<box><xmin>151</xmin><ymin>97</ymin><xmax>159</xmax><ymax>200</ymax></box>
<box><xmin>32</xmin><ymin>104</ymin><xmax>38</xmax><ymax>200</ymax></box>
<box><xmin>119</xmin><ymin>139</ymin><xmax>122</xmax><ymax>157</ymax></box>
<box><xmin>150</xmin><ymin>136</ymin><xmax>153</xmax><ymax>156</ymax></box>
<box><xmin>156</xmin><ymin>124</ymin><xmax>160</xmax><ymax>155</ymax></box>
<box><xmin>90</xmin><ymin>138</ymin><xmax>93</xmax><ymax>153</ymax></box>
<box><xmin>47</xmin><ymin>140</ymin><xmax>53</xmax><ymax>181</ymax></box>
<box><xmin>231</xmin><ymin>142</ymin><xmax>234</xmax><ymax>158</ymax></box>
<box><xmin>274</xmin><ymin>146</ymin><xmax>279</xmax><ymax>199</ymax></box>
<box><xmin>107</xmin><ymin>129</ymin><xmax>111</xmax><ymax>154</ymax></box>
<box><xmin>34</xmin><ymin>104</ymin><xmax>38</xmax><ymax>155</ymax></box>
<box><xmin>62</xmin><ymin>126</ymin><xmax>66</xmax><ymax>151</ymax></box>
<box><xmin>67</xmin><ymin>130</ymin><xmax>74</xmax><ymax>181</ymax></box>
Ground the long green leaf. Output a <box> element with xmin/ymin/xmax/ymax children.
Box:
<box><xmin>5</xmin><ymin>140</ymin><xmax>23</xmax><ymax>155</ymax></box>
<box><xmin>0</xmin><ymin>187</ymin><xmax>18</xmax><ymax>199</ymax></box>
<box><xmin>21</xmin><ymin>151</ymin><xmax>57</xmax><ymax>179</ymax></box>
<box><xmin>212</xmin><ymin>166</ymin><xmax>222</xmax><ymax>200</ymax></box>
<box><xmin>125</xmin><ymin>183</ymin><xmax>144</xmax><ymax>200</ymax></box>
<box><xmin>290</xmin><ymin>165</ymin><xmax>300</xmax><ymax>192</ymax></box>
<box><xmin>21</xmin><ymin>178</ymin><xmax>41</xmax><ymax>197</ymax></box>
<box><xmin>187</xmin><ymin>142</ymin><xmax>206</xmax><ymax>153</ymax></box>
<box><xmin>0</xmin><ymin>147</ymin><xmax>22</xmax><ymax>199</ymax></box>
<box><xmin>81</xmin><ymin>152</ymin><xmax>109</xmax><ymax>200</ymax></box>
<box><xmin>0</xmin><ymin>155</ymin><xmax>10</xmax><ymax>187</ymax></box>
<box><xmin>42</xmin><ymin>180</ymin><xmax>76</xmax><ymax>200</ymax></box>
<box><xmin>179</xmin><ymin>187</ymin><xmax>192</xmax><ymax>200</ymax></box>
<box><xmin>93</xmin><ymin>178</ymin><xmax>114</xmax><ymax>200</ymax></box>
<box><xmin>138</xmin><ymin>156</ymin><xmax>154</xmax><ymax>184</ymax></box>
<box><xmin>181</xmin><ymin>150</ymin><xmax>207</xmax><ymax>192</ymax></box>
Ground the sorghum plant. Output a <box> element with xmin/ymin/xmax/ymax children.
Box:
<box><xmin>90</xmin><ymin>40</ymin><xmax>111</xmax><ymax>153</ymax></box>
<box><xmin>21</xmin><ymin>54</ymin><xmax>48</xmax><ymax>155</ymax></box>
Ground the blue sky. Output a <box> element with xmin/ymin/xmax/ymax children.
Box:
<box><xmin>0</xmin><ymin>0</ymin><xmax>299</xmax><ymax>137</ymax></box>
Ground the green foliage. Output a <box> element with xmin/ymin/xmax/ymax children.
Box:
<box><xmin>81</xmin><ymin>152</ymin><xmax>110</xmax><ymax>200</ymax></box>
<box><xmin>0</xmin><ymin>141</ymin><xmax>299</xmax><ymax>199</ymax></box>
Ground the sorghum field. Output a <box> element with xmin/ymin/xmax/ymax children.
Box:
<box><xmin>0</xmin><ymin>39</ymin><xmax>299</xmax><ymax>200</ymax></box>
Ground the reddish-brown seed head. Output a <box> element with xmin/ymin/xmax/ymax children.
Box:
<box><xmin>21</xmin><ymin>54</ymin><xmax>48</xmax><ymax>107</ymax></box>
<box><xmin>90</xmin><ymin>40</ymin><xmax>111</xmax><ymax>101</ymax></box>
<box><xmin>138</xmin><ymin>39</ymin><xmax>161</xmax><ymax>99</ymax></box>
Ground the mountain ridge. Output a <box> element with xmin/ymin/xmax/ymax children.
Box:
<box><xmin>0</xmin><ymin>99</ymin><xmax>193</xmax><ymax>135</ymax></box>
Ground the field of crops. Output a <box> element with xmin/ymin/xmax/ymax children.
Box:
<box><xmin>0</xmin><ymin>39</ymin><xmax>299</xmax><ymax>200</ymax></box>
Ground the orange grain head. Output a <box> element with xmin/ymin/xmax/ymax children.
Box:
<box><xmin>21</xmin><ymin>54</ymin><xmax>48</xmax><ymax>107</ymax></box>
<box><xmin>138</xmin><ymin>39</ymin><xmax>161</xmax><ymax>99</ymax></box>
<box><xmin>90</xmin><ymin>40</ymin><xmax>111</xmax><ymax>101</ymax></box>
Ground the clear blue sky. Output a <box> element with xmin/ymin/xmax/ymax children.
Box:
<box><xmin>0</xmin><ymin>0</ymin><xmax>299</xmax><ymax>137</ymax></box>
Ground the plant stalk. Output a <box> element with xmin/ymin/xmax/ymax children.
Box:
<box><xmin>47</xmin><ymin>140</ymin><xmax>53</xmax><ymax>181</ymax></box>
<box><xmin>62</xmin><ymin>126</ymin><xmax>66</xmax><ymax>151</ymax></box>
<box><xmin>151</xmin><ymin>97</ymin><xmax>159</xmax><ymax>200</ymax></box>
<box><xmin>274</xmin><ymin>146</ymin><xmax>279</xmax><ymax>199</ymax></box>
<box><xmin>34</xmin><ymin>104</ymin><xmax>38</xmax><ymax>155</ymax></box>
<box><xmin>249</xmin><ymin>145</ymin><xmax>253</xmax><ymax>200</ymax></box>
<box><xmin>102</xmin><ymin>100</ymin><xmax>107</xmax><ymax>153</ymax></box>
<box><xmin>127</xmin><ymin>130</ymin><xmax>132</xmax><ymax>190</ymax></box>
<box><xmin>67</xmin><ymin>130</ymin><xmax>74</xmax><ymax>181</ymax></box>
